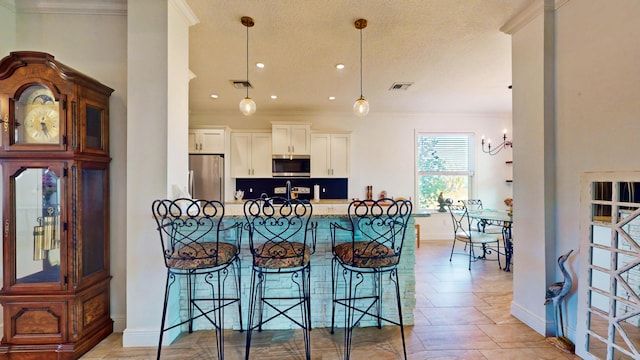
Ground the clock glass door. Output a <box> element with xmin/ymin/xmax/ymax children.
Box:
<box><xmin>14</xmin><ymin>166</ymin><xmax>62</xmax><ymax>284</ymax></box>
<box><xmin>15</xmin><ymin>84</ymin><xmax>60</xmax><ymax>145</ymax></box>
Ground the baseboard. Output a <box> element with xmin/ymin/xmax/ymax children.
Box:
<box><xmin>122</xmin><ymin>315</ymin><xmax>180</xmax><ymax>347</ymax></box>
<box><xmin>510</xmin><ymin>300</ymin><xmax>547</xmax><ymax>335</ymax></box>
<box><xmin>112</xmin><ymin>314</ymin><xmax>126</xmax><ymax>333</ymax></box>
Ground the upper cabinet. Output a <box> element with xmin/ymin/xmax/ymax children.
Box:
<box><xmin>271</xmin><ymin>123</ymin><xmax>310</xmax><ymax>156</ymax></box>
<box><xmin>189</xmin><ymin>128</ymin><xmax>225</xmax><ymax>154</ymax></box>
<box><xmin>310</xmin><ymin>132</ymin><xmax>350</xmax><ymax>178</ymax></box>
<box><xmin>230</xmin><ymin>131</ymin><xmax>272</xmax><ymax>178</ymax></box>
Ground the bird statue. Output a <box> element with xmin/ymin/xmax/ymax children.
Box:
<box><xmin>544</xmin><ymin>249</ymin><xmax>575</xmax><ymax>353</ymax></box>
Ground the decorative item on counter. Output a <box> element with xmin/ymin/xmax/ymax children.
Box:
<box><xmin>234</xmin><ymin>190</ymin><xmax>245</xmax><ymax>200</ymax></box>
<box><xmin>366</xmin><ymin>185</ymin><xmax>373</xmax><ymax>200</ymax></box>
<box><xmin>504</xmin><ymin>197</ymin><xmax>513</xmax><ymax>216</ymax></box>
<box><xmin>379</xmin><ymin>190</ymin><xmax>387</xmax><ymax>200</ymax></box>
<box><xmin>314</xmin><ymin>184</ymin><xmax>320</xmax><ymax>201</ymax></box>
<box><xmin>437</xmin><ymin>192</ymin><xmax>452</xmax><ymax>212</ymax></box>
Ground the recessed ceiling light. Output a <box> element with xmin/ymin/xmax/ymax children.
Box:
<box><xmin>335</xmin><ymin>64</ymin><xmax>344</xmax><ymax>70</ymax></box>
<box><xmin>271</xmin><ymin>95</ymin><xmax>278</xmax><ymax>99</ymax></box>
<box><xmin>210</xmin><ymin>94</ymin><xmax>219</xmax><ymax>99</ymax></box>
<box><xmin>256</xmin><ymin>62</ymin><xmax>265</xmax><ymax>68</ymax></box>
<box><xmin>328</xmin><ymin>96</ymin><xmax>336</xmax><ymax>100</ymax></box>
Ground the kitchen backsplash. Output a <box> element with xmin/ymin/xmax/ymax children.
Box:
<box><xmin>235</xmin><ymin>178</ymin><xmax>348</xmax><ymax>200</ymax></box>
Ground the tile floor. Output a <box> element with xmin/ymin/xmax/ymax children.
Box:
<box><xmin>81</xmin><ymin>240</ymin><xmax>580</xmax><ymax>359</ymax></box>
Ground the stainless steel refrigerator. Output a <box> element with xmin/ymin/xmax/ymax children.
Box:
<box><xmin>188</xmin><ymin>154</ymin><xmax>224</xmax><ymax>201</ymax></box>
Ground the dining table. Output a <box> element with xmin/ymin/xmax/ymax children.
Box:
<box><xmin>467</xmin><ymin>209</ymin><xmax>514</xmax><ymax>272</ymax></box>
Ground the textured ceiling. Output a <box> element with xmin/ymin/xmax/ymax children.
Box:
<box><xmin>186</xmin><ymin>0</ymin><xmax>531</xmax><ymax>117</ymax></box>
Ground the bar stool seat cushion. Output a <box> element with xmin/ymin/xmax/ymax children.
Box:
<box><xmin>167</xmin><ymin>242</ymin><xmax>238</xmax><ymax>269</ymax></box>
<box><xmin>253</xmin><ymin>241</ymin><xmax>310</xmax><ymax>269</ymax></box>
<box><xmin>334</xmin><ymin>241</ymin><xmax>399</xmax><ymax>268</ymax></box>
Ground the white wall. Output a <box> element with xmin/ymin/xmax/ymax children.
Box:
<box><xmin>554</xmin><ymin>0</ymin><xmax>640</xmax><ymax>344</ymax></box>
<box><xmin>167</xmin><ymin>0</ymin><xmax>197</xmax><ymax>195</ymax></box>
<box><xmin>124</xmin><ymin>0</ymin><xmax>194</xmax><ymax>347</ymax></box>
<box><xmin>507</xmin><ymin>0</ymin><xmax>640</xmax><ymax>345</ymax></box>
<box><xmin>507</xmin><ymin>4</ymin><xmax>551</xmax><ymax>336</ymax></box>
<box><xmin>124</xmin><ymin>0</ymin><xmax>170</xmax><ymax>347</ymax></box>
<box><xmin>0</xmin><ymin>1</ymin><xmax>15</xmax><ymax>55</ymax></box>
<box><xmin>11</xmin><ymin>4</ymin><xmax>128</xmax><ymax>331</ymax></box>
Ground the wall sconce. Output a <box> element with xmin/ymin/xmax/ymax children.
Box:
<box><xmin>481</xmin><ymin>129</ymin><xmax>512</xmax><ymax>155</ymax></box>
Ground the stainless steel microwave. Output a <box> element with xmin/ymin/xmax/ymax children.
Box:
<box><xmin>272</xmin><ymin>155</ymin><xmax>311</xmax><ymax>177</ymax></box>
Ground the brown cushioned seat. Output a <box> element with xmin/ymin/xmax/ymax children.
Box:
<box><xmin>167</xmin><ymin>242</ymin><xmax>238</xmax><ymax>269</ymax></box>
<box><xmin>253</xmin><ymin>241</ymin><xmax>310</xmax><ymax>268</ymax></box>
<box><xmin>334</xmin><ymin>241</ymin><xmax>399</xmax><ymax>268</ymax></box>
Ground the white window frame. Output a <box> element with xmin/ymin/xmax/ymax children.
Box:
<box><xmin>414</xmin><ymin>131</ymin><xmax>475</xmax><ymax>211</ymax></box>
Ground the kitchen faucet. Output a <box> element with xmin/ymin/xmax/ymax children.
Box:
<box><xmin>286</xmin><ymin>180</ymin><xmax>292</xmax><ymax>200</ymax></box>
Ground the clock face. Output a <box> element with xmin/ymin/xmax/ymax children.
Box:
<box><xmin>24</xmin><ymin>106</ymin><xmax>60</xmax><ymax>143</ymax></box>
<box><xmin>15</xmin><ymin>85</ymin><xmax>61</xmax><ymax>144</ymax></box>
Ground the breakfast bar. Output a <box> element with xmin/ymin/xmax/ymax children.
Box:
<box><xmin>182</xmin><ymin>200</ymin><xmax>426</xmax><ymax>331</ymax></box>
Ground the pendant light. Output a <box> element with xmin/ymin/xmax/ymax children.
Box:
<box><xmin>353</xmin><ymin>18</ymin><xmax>369</xmax><ymax>117</ymax></box>
<box><xmin>239</xmin><ymin>16</ymin><xmax>256</xmax><ymax>116</ymax></box>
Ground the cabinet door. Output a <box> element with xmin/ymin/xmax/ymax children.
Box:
<box><xmin>289</xmin><ymin>125</ymin><xmax>310</xmax><ymax>155</ymax></box>
<box><xmin>188</xmin><ymin>130</ymin><xmax>198</xmax><ymax>153</ymax></box>
<box><xmin>230</xmin><ymin>132</ymin><xmax>251</xmax><ymax>177</ymax></box>
<box><xmin>330</xmin><ymin>134</ymin><xmax>350</xmax><ymax>177</ymax></box>
<box><xmin>251</xmin><ymin>132</ymin><xmax>272</xmax><ymax>177</ymax></box>
<box><xmin>2</xmin><ymin>162</ymin><xmax>67</xmax><ymax>291</ymax></box>
<box><xmin>310</xmin><ymin>133</ymin><xmax>331</xmax><ymax>177</ymax></box>
<box><xmin>271</xmin><ymin>125</ymin><xmax>290</xmax><ymax>155</ymax></box>
<box><xmin>199</xmin><ymin>129</ymin><xmax>225</xmax><ymax>153</ymax></box>
<box><xmin>271</xmin><ymin>124</ymin><xmax>309</xmax><ymax>155</ymax></box>
<box><xmin>189</xmin><ymin>129</ymin><xmax>225</xmax><ymax>154</ymax></box>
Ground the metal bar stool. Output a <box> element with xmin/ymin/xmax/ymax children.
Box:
<box><xmin>151</xmin><ymin>198</ymin><xmax>243</xmax><ymax>360</ymax></box>
<box><xmin>243</xmin><ymin>196</ymin><xmax>317</xmax><ymax>360</ymax></box>
<box><xmin>330</xmin><ymin>198</ymin><xmax>412</xmax><ymax>360</ymax></box>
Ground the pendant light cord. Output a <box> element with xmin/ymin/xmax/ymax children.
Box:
<box><xmin>359</xmin><ymin>27</ymin><xmax>363</xmax><ymax>98</ymax></box>
<box><xmin>246</xmin><ymin>24</ymin><xmax>249</xmax><ymax>99</ymax></box>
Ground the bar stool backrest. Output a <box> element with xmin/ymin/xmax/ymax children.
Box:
<box><xmin>344</xmin><ymin>198</ymin><xmax>413</xmax><ymax>267</ymax></box>
<box><xmin>151</xmin><ymin>198</ymin><xmax>231</xmax><ymax>269</ymax></box>
<box><xmin>243</xmin><ymin>197</ymin><xmax>315</xmax><ymax>268</ymax></box>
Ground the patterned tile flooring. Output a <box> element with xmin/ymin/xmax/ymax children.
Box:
<box><xmin>82</xmin><ymin>240</ymin><xmax>580</xmax><ymax>359</ymax></box>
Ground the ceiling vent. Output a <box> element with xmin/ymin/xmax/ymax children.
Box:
<box><xmin>389</xmin><ymin>82</ymin><xmax>413</xmax><ymax>91</ymax></box>
<box><xmin>232</xmin><ymin>80</ymin><xmax>253</xmax><ymax>89</ymax></box>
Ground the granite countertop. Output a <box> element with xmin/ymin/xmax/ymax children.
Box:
<box><xmin>223</xmin><ymin>199</ymin><xmax>429</xmax><ymax>217</ymax></box>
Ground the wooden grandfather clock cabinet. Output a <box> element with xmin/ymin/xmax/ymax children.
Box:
<box><xmin>0</xmin><ymin>52</ymin><xmax>113</xmax><ymax>359</ymax></box>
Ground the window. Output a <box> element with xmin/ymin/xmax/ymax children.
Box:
<box><xmin>416</xmin><ymin>133</ymin><xmax>474</xmax><ymax>210</ymax></box>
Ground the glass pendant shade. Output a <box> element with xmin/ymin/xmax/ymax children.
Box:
<box><xmin>239</xmin><ymin>97</ymin><xmax>256</xmax><ymax>116</ymax></box>
<box><xmin>353</xmin><ymin>97</ymin><xmax>369</xmax><ymax>117</ymax></box>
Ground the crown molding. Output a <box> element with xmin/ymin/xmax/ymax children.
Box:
<box><xmin>0</xmin><ymin>0</ymin><xmax>15</xmax><ymax>12</ymax></box>
<box><xmin>16</xmin><ymin>0</ymin><xmax>126</xmax><ymax>16</ymax></box>
<box><xmin>170</xmin><ymin>0</ymin><xmax>199</xmax><ymax>26</ymax></box>
<box><xmin>500</xmin><ymin>0</ymin><xmax>570</xmax><ymax>35</ymax></box>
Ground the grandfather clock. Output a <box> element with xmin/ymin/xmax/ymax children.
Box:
<box><xmin>0</xmin><ymin>51</ymin><xmax>113</xmax><ymax>359</ymax></box>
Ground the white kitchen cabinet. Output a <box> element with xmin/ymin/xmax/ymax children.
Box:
<box><xmin>272</xmin><ymin>123</ymin><xmax>310</xmax><ymax>155</ymax></box>
<box><xmin>230</xmin><ymin>131</ymin><xmax>272</xmax><ymax>177</ymax></box>
<box><xmin>310</xmin><ymin>133</ymin><xmax>350</xmax><ymax>177</ymax></box>
<box><xmin>189</xmin><ymin>128</ymin><xmax>225</xmax><ymax>153</ymax></box>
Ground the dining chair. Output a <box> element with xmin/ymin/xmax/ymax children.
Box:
<box><xmin>458</xmin><ymin>199</ymin><xmax>503</xmax><ymax>234</ymax></box>
<box><xmin>447</xmin><ymin>203</ymin><xmax>502</xmax><ymax>271</ymax></box>
<box><xmin>243</xmin><ymin>196</ymin><xmax>317</xmax><ymax>360</ymax></box>
<box><xmin>151</xmin><ymin>198</ymin><xmax>243</xmax><ymax>360</ymax></box>
<box><xmin>330</xmin><ymin>198</ymin><xmax>413</xmax><ymax>360</ymax></box>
